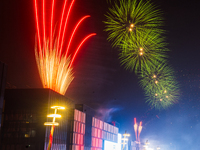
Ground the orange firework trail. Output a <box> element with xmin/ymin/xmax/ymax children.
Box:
<box><xmin>134</xmin><ymin>118</ymin><xmax>142</xmax><ymax>143</ymax></box>
<box><xmin>34</xmin><ymin>0</ymin><xmax>96</xmax><ymax>95</ymax></box>
<box><xmin>138</xmin><ymin>121</ymin><xmax>142</xmax><ymax>143</ymax></box>
<box><xmin>134</xmin><ymin>118</ymin><xmax>138</xmax><ymax>141</ymax></box>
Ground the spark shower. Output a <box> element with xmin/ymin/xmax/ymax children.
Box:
<box><xmin>34</xmin><ymin>0</ymin><xmax>96</xmax><ymax>95</ymax></box>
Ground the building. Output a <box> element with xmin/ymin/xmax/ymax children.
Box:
<box><xmin>74</xmin><ymin>104</ymin><xmax>119</xmax><ymax>150</ymax></box>
<box><xmin>0</xmin><ymin>62</ymin><xmax>7</xmax><ymax>129</ymax></box>
<box><xmin>0</xmin><ymin>89</ymin><xmax>119</xmax><ymax>150</ymax></box>
<box><xmin>1</xmin><ymin>89</ymin><xmax>73</xmax><ymax>150</ymax></box>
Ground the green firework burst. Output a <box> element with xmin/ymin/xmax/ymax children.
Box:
<box><xmin>139</xmin><ymin>63</ymin><xmax>180</xmax><ymax>109</ymax></box>
<box><xmin>104</xmin><ymin>0</ymin><xmax>164</xmax><ymax>47</ymax></box>
<box><xmin>119</xmin><ymin>30</ymin><xmax>168</xmax><ymax>74</ymax></box>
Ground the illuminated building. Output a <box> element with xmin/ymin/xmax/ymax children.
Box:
<box><xmin>104</xmin><ymin>133</ymin><xmax>122</xmax><ymax>150</ymax></box>
<box><xmin>0</xmin><ymin>89</ymin><xmax>119</xmax><ymax>150</ymax></box>
<box><xmin>0</xmin><ymin>62</ymin><xmax>7</xmax><ymax>136</ymax></box>
<box><xmin>74</xmin><ymin>104</ymin><xmax>119</xmax><ymax>150</ymax></box>
<box><xmin>0</xmin><ymin>89</ymin><xmax>71</xmax><ymax>150</ymax></box>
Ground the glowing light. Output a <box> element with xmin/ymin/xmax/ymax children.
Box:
<box><xmin>64</xmin><ymin>15</ymin><xmax>91</xmax><ymax>58</ymax></box>
<box><xmin>130</xmin><ymin>23</ymin><xmax>134</xmax><ymax>28</ymax></box>
<box><xmin>58</xmin><ymin>0</ymin><xmax>76</xmax><ymax>57</ymax></box>
<box><xmin>139</xmin><ymin>63</ymin><xmax>180</xmax><ymax>110</ymax></box>
<box><xmin>134</xmin><ymin>118</ymin><xmax>138</xmax><ymax>141</ymax></box>
<box><xmin>139</xmin><ymin>52</ymin><xmax>143</xmax><ymax>56</ymax></box>
<box><xmin>104</xmin><ymin>134</ymin><xmax>121</xmax><ymax>150</ymax></box>
<box><xmin>47</xmin><ymin>114</ymin><xmax>61</xmax><ymax>118</ymax></box>
<box><xmin>155</xmin><ymin>80</ymin><xmax>158</xmax><ymax>84</ymax></box>
<box><xmin>44</xmin><ymin>106</ymin><xmax>65</xmax><ymax>150</ymax></box>
<box><xmin>129</xmin><ymin>28</ymin><xmax>132</xmax><ymax>32</ymax></box>
<box><xmin>122</xmin><ymin>132</ymin><xmax>130</xmax><ymax>150</ymax></box>
<box><xmin>51</xmin><ymin>106</ymin><xmax>65</xmax><ymax>109</ymax></box>
<box><xmin>140</xmin><ymin>47</ymin><xmax>143</xmax><ymax>51</ymax></box>
<box><xmin>50</xmin><ymin>0</ymin><xmax>55</xmax><ymax>51</ymax></box>
<box><xmin>138</xmin><ymin>121</ymin><xmax>142</xmax><ymax>143</ymax></box>
<box><xmin>34</xmin><ymin>0</ymin><xmax>96</xmax><ymax>95</ymax></box>
<box><xmin>68</xmin><ymin>33</ymin><xmax>96</xmax><ymax>69</ymax></box>
<box><xmin>44</xmin><ymin>122</ymin><xmax>59</xmax><ymax>126</ymax></box>
<box><xmin>160</xmin><ymin>99</ymin><xmax>162</xmax><ymax>101</ymax></box>
<box><xmin>134</xmin><ymin>118</ymin><xmax>142</xmax><ymax>144</ymax></box>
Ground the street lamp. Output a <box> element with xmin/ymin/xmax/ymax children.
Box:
<box><xmin>44</xmin><ymin>106</ymin><xmax>65</xmax><ymax>150</ymax></box>
<box><xmin>143</xmin><ymin>140</ymin><xmax>150</xmax><ymax>150</ymax></box>
<box><xmin>122</xmin><ymin>131</ymin><xmax>130</xmax><ymax>150</ymax></box>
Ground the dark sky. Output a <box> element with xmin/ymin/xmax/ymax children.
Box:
<box><xmin>1</xmin><ymin>0</ymin><xmax>200</xmax><ymax>149</ymax></box>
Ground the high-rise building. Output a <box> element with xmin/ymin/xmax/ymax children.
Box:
<box><xmin>0</xmin><ymin>89</ymin><xmax>119</xmax><ymax>150</ymax></box>
<box><xmin>1</xmin><ymin>89</ymin><xmax>73</xmax><ymax>150</ymax></box>
<box><xmin>0</xmin><ymin>62</ymin><xmax>7</xmax><ymax>129</ymax></box>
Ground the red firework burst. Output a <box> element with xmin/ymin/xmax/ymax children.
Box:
<box><xmin>34</xmin><ymin>0</ymin><xmax>96</xmax><ymax>95</ymax></box>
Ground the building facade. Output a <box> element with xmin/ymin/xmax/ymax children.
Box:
<box><xmin>0</xmin><ymin>89</ymin><xmax>119</xmax><ymax>150</ymax></box>
<box><xmin>1</xmin><ymin>89</ymin><xmax>72</xmax><ymax>150</ymax></box>
<box><xmin>0</xmin><ymin>62</ymin><xmax>7</xmax><ymax>129</ymax></box>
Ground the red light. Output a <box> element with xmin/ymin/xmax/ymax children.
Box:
<box><xmin>34</xmin><ymin>0</ymin><xmax>42</xmax><ymax>58</ymax></box>
<box><xmin>50</xmin><ymin>0</ymin><xmax>55</xmax><ymax>51</ymax></box>
<box><xmin>68</xmin><ymin>33</ymin><xmax>96</xmax><ymax>69</ymax></box>
<box><xmin>42</xmin><ymin>0</ymin><xmax>46</xmax><ymax>55</ymax></box>
<box><xmin>58</xmin><ymin>0</ymin><xmax>76</xmax><ymax>57</ymax></box>
<box><xmin>64</xmin><ymin>15</ymin><xmax>90</xmax><ymax>58</ymax></box>
<box><xmin>34</xmin><ymin>0</ymin><xmax>96</xmax><ymax>95</ymax></box>
<box><xmin>56</xmin><ymin>0</ymin><xmax>68</xmax><ymax>55</ymax></box>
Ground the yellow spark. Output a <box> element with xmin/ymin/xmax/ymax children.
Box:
<box><xmin>129</xmin><ymin>28</ymin><xmax>132</xmax><ymax>32</ymax></box>
<box><xmin>160</xmin><ymin>99</ymin><xmax>162</xmax><ymax>101</ymax></box>
<box><xmin>155</xmin><ymin>93</ymin><xmax>158</xmax><ymax>96</ymax></box>
<box><xmin>130</xmin><ymin>23</ymin><xmax>134</xmax><ymax>28</ymax></box>
<box><xmin>139</xmin><ymin>47</ymin><xmax>143</xmax><ymax>51</ymax></box>
<box><xmin>139</xmin><ymin>52</ymin><xmax>143</xmax><ymax>56</ymax></box>
<box><xmin>153</xmin><ymin>75</ymin><xmax>157</xmax><ymax>78</ymax></box>
<box><xmin>155</xmin><ymin>80</ymin><xmax>158</xmax><ymax>84</ymax></box>
<box><xmin>35</xmin><ymin>41</ymin><xmax>74</xmax><ymax>95</ymax></box>
<box><xmin>166</xmin><ymin>95</ymin><xmax>169</xmax><ymax>98</ymax></box>
<box><xmin>164</xmin><ymin>90</ymin><xmax>167</xmax><ymax>93</ymax></box>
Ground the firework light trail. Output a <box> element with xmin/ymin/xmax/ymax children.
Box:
<box><xmin>134</xmin><ymin>118</ymin><xmax>142</xmax><ymax>144</ymax></box>
<box><xmin>34</xmin><ymin>0</ymin><xmax>96</xmax><ymax>95</ymax></box>
<box><xmin>134</xmin><ymin>118</ymin><xmax>138</xmax><ymax>141</ymax></box>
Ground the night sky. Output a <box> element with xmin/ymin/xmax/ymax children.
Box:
<box><xmin>1</xmin><ymin>0</ymin><xmax>200</xmax><ymax>149</ymax></box>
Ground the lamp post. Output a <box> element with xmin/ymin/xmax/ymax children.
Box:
<box><xmin>122</xmin><ymin>131</ymin><xmax>130</xmax><ymax>150</ymax></box>
<box><xmin>143</xmin><ymin>140</ymin><xmax>150</xmax><ymax>150</ymax></box>
<box><xmin>44</xmin><ymin>106</ymin><xmax>65</xmax><ymax>150</ymax></box>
